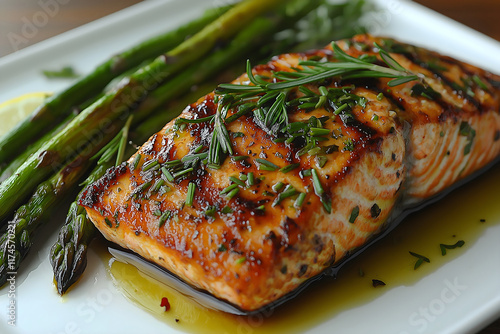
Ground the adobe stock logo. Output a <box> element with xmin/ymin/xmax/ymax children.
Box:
<box><xmin>7</xmin><ymin>0</ymin><xmax>72</xmax><ymax>52</ymax></box>
<box><xmin>401</xmin><ymin>277</ymin><xmax>467</xmax><ymax>333</ymax></box>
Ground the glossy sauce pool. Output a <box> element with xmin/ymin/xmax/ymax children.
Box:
<box><xmin>100</xmin><ymin>162</ymin><xmax>500</xmax><ymax>334</ymax></box>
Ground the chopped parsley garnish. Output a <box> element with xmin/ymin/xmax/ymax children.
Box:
<box><xmin>185</xmin><ymin>182</ymin><xmax>196</xmax><ymax>206</ymax></box>
<box><xmin>158</xmin><ymin>210</ymin><xmax>171</xmax><ymax>228</ymax></box>
<box><xmin>42</xmin><ymin>66</ymin><xmax>79</xmax><ymax>79</ymax></box>
<box><xmin>440</xmin><ymin>240</ymin><xmax>465</xmax><ymax>256</ymax></box>
<box><xmin>349</xmin><ymin>206</ymin><xmax>360</xmax><ymax>224</ymax></box>
<box><xmin>459</xmin><ymin>121</ymin><xmax>476</xmax><ymax>155</ymax></box>
<box><xmin>411</xmin><ymin>83</ymin><xmax>441</xmax><ymax>100</ymax></box>
<box><xmin>344</xmin><ymin>138</ymin><xmax>354</xmax><ymax>151</ymax></box>
<box><xmin>255</xmin><ymin>158</ymin><xmax>279</xmax><ymax>171</ymax></box>
<box><xmin>409</xmin><ymin>251</ymin><xmax>430</xmax><ymax>270</ymax></box>
<box><xmin>221</xmin><ymin>206</ymin><xmax>233</xmax><ymax>214</ymax></box>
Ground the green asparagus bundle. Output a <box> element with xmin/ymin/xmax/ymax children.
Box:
<box><xmin>0</xmin><ymin>5</ymin><xmax>231</xmax><ymax>166</ymax></box>
<box><xmin>50</xmin><ymin>110</ymin><xmax>174</xmax><ymax>294</ymax></box>
<box><xmin>0</xmin><ymin>127</ymin><xmax>120</xmax><ymax>286</ymax></box>
<box><xmin>0</xmin><ymin>0</ymin><xmax>287</xmax><ymax>225</ymax></box>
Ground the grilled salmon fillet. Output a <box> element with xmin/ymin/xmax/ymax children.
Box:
<box><xmin>79</xmin><ymin>34</ymin><xmax>500</xmax><ymax>311</ymax></box>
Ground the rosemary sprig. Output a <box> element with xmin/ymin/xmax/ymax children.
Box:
<box><xmin>181</xmin><ymin>41</ymin><xmax>418</xmax><ymax>169</ymax></box>
<box><xmin>409</xmin><ymin>251</ymin><xmax>430</xmax><ymax>270</ymax></box>
<box><xmin>440</xmin><ymin>240</ymin><xmax>465</xmax><ymax>256</ymax></box>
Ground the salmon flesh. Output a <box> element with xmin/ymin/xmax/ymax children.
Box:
<box><xmin>79</xmin><ymin>35</ymin><xmax>500</xmax><ymax>312</ymax></box>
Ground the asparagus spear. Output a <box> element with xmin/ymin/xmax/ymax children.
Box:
<box><xmin>50</xmin><ymin>0</ymin><xmax>324</xmax><ymax>294</ymax></box>
<box><xmin>0</xmin><ymin>125</ymin><xmax>122</xmax><ymax>286</ymax></box>
<box><xmin>50</xmin><ymin>108</ymin><xmax>178</xmax><ymax>294</ymax></box>
<box><xmin>0</xmin><ymin>0</ymin><xmax>286</xmax><ymax>225</ymax></box>
<box><xmin>0</xmin><ymin>5</ymin><xmax>231</xmax><ymax>166</ymax></box>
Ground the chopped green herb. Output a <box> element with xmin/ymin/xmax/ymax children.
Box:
<box><xmin>239</xmin><ymin>173</ymin><xmax>248</xmax><ymax>181</ymax></box>
<box><xmin>135</xmin><ymin>181</ymin><xmax>152</xmax><ymax>194</ymax></box>
<box><xmin>218</xmin><ymin>244</ymin><xmax>227</xmax><ymax>252</ymax></box>
<box><xmin>220</xmin><ymin>184</ymin><xmax>238</xmax><ymax>195</ymax></box>
<box><xmin>232</xmin><ymin>132</ymin><xmax>245</xmax><ymax>138</ymax></box>
<box><xmin>174</xmin><ymin>167</ymin><xmax>194</xmax><ymax>179</ymax></box>
<box><xmin>301</xmin><ymin>169</ymin><xmax>312</xmax><ymax>177</ymax></box>
<box><xmin>104</xmin><ymin>217</ymin><xmax>112</xmax><ymax>228</ymax></box>
<box><xmin>294</xmin><ymin>192</ymin><xmax>306</xmax><ymax>208</ymax></box>
<box><xmin>311</xmin><ymin>169</ymin><xmax>324</xmax><ymax>196</ymax></box>
<box><xmin>153</xmin><ymin>209</ymin><xmax>162</xmax><ymax>217</ymax></box>
<box><xmin>273</xmin><ymin>185</ymin><xmax>297</xmax><ymax>206</ymax></box>
<box><xmin>459</xmin><ymin>121</ymin><xmax>476</xmax><ymax>155</ymax></box>
<box><xmin>309</xmin><ymin>127</ymin><xmax>330</xmax><ymax>137</ymax></box>
<box><xmin>229</xmin><ymin>176</ymin><xmax>246</xmax><ymax>187</ymax></box>
<box><xmin>411</xmin><ymin>83</ymin><xmax>441</xmax><ymax>100</ymax></box>
<box><xmin>231</xmin><ymin>155</ymin><xmax>249</xmax><ymax>161</ymax></box>
<box><xmin>376</xmin><ymin>92</ymin><xmax>384</xmax><ymax>101</ymax></box>
<box><xmin>255</xmin><ymin>158</ymin><xmax>279</xmax><ymax>171</ymax></box>
<box><xmin>316</xmin><ymin>156</ymin><xmax>328</xmax><ymax>168</ymax></box>
<box><xmin>226</xmin><ymin>187</ymin><xmax>240</xmax><ymax>200</ymax></box>
<box><xmin>272</xmin><ymin>182</ymin><xmax>285</xmax><ymax>192</ymax></box>
<box><xmin>235</xmin><ymin>256</ymin><xmax>246</xmax><ymax>264</ymax></box>
<box><xmin>131</xmin><ymin>154</ymin><xmax>142</xmax><ymax>170</ymax></box>
<box><xmin>247</xmin><ymin>172</ymin><xmax>255</xmax><ymax>186</ymax></box>
<box><xmin>205</xmin><ymin>206</ymin><xmax>217</xmax><ymax>217</ymax></box>
<box><xmin>42</xmin><ymin>66</ymin><xmax>79</xmax><ymax>79</ymax></box>
<box><xmin>142</xmin><ymin>159</ymin><xmax>159</xmax><ymax>172</ymax></box>
<box><xmin>321</xmin><ymin>196</ymin><xmax>332</xmax><ymax>214</ymax></box>
<box><xmin>349</xmin><ymin>206</ymin><xmax>360</xmax><ymax>224</ymax></box>
<box><xmin>151</xmin><ymin>179</ymin><xmax>165</xmax><ymax>194</ymax></box>
<box><xmin>440</xmin><ymin>240</ymin><xmax>465</xmax><ymax>255</ymax></box>
<box><xmin>426</xmin><ymin>61</ymin><xmax>447</xmax><ymax>72</ymax></box>
<box><xmin>161</xmin><ymin>167</ymin><xmax>175</xmax><ymax>182</ymax></box>
<box><xmin>185</xmin><ymin>182</ymin><xmax>196</xmax><ymax>206</ymax></box>
<box><xmin>344</xmin><ymin>139</ymin><xmax>354</xmax><ymax>151</ymax></box>
<box><xmin>159</xmin><ymin>185</ymin><xmax>171</xmax><ymax>195</ymax></box>
<box><xmin>308</xmin><ymin>147</ymin><xmax>322</xmax><ymax>156</ymax></box>
<box><xmin>158</xmin><ymin>210</ymin><xmax>172</xmax><ymax>227</ymax></box>
<box><xmin>221</xmin><ymin>206</ymin><xmax>233</xmax><ymax>214</ymax></box>
<box><xmin>472</xmin><ymin>75</ymin><xmax>489</xmax><ymax>90</ymax></box>
<box><xmin>409</xmin><ymin>251</ymin><xmax>430</xmax><ymax>270</ymax></box>
<box><xmin>280</xmin><ymin>163</ymin><xmax>300</xmax><ymax>174</ymax></box>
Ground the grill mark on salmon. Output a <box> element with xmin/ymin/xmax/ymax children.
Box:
<box><xmin>79</xmin><ymin>34</ymin><xmax>500</xmax><ymax>312</ymax></box>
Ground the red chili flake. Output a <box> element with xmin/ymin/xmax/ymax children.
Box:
<box><xmin>160</xmin><ymin>297</ymin><xmax>170</xmax><ymax>311</ymax></box>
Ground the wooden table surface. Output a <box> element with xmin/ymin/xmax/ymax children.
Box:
<box><xmin>0</xmin><ymin>0</ymin><xmax>499</xmax><ymax>332</ymax></box>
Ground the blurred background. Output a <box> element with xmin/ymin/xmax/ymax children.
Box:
<box><xmin>0</xmin><ymin>0</ymin><xmax>499</xmax><ymax>57</ymax></box>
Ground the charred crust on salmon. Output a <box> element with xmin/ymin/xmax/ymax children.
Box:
<box><xmin>78</xmin><ymin>163</ymin><xmax>127</xmax><ymax>207</ymax></box>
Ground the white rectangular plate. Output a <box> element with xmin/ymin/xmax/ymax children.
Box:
<box><xmin>1</xmin><ymin>0</ymin><xmax>500</xmax><ymax>333</ymax></box>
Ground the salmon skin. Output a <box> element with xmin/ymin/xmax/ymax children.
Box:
<box><xmin>79</xmin><ymin>34</ymin><xmax>500</xmax><ymax>312</ymax></box>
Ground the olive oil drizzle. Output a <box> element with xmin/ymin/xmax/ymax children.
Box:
<box><xmin>101</xmin><ymin>162</ymin><xmax>500</xmax><ymax>334</ymax></box>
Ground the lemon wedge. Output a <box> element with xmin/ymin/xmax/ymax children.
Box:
<box><xmin>0</xmin><ymin>92</ymin><xmax>51</xmax><ymax>137</ymax></box>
